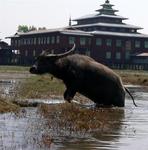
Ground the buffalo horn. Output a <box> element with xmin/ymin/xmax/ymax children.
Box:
<box><xmin>46</xmin><ymin>43</ymin><xmax>75</xmax><ymax>58</ymax></box>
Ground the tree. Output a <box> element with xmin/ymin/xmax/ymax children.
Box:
<box><xmin>17</xmin><ymin>25</ymin><xmax>46</xmax><ymax>33</ymax></box>
<box><xmin>17</xmin><ymin>25</ymin><xmax>37</xmax><ymax>33</ymax></box>
<box><xmin>17</xmin><ymin>25</ymin><xmax>29</xmax><ymax>33</ymax></box>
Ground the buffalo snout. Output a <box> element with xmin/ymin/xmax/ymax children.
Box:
<box><xmin>30</xmin><ymin>66</ymin><xmax>38</xmax><ymax>74</ymax></box>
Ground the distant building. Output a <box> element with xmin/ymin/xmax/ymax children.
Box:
<box><xmin>8</xmin><ymin>0</ymin><xmax>148</xmax><ymax>69</ymax></box>
<box><xmin>0</xmin><ymin>40</ymin><xmax>15</xmax><ymax>65</ymax></box>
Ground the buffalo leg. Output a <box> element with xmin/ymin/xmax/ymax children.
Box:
<box><xmin>64</xmin><ymin>88</ymin><xmax>76</xmax><ymax>103</ymax></box>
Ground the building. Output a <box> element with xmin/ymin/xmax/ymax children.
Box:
<box><xmin>8</xmin><ymin>0</ymin><xmax>148</xmax><ymax>69</ymax></box>
<box><xmin>0</xmin><ymin>40</ymin><xmax>15</xmax><ymax>65</ymax></box>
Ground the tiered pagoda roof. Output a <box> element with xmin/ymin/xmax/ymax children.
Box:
<box><xmin>73</xmin><ymin>0</ymin><xmax>128</xmax><ymax>22</ymax></box>
<box><xmin>73</xmin><ymin>0</ymin><xmax>144</xmax><ymax>35</ymax></box>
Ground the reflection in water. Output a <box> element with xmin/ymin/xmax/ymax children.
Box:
<box><xmin>0</xmin><ymin>108</ymin><xmax>49</xmax><ymax>150</ymax></box>
<box><xmin>0</xmin><ymin>79</ymin><xmax>148</xmax><ymax>150</ymax></box>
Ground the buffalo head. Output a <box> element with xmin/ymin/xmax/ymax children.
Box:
<box><xmin>30</xmin><ymin>44</ymin><xmax>75</xmax><ymax>75</ymax></box>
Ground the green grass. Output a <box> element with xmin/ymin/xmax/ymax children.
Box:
<box><xmin>0</xmin><ymin>65</ymin><xmax>29</xmax><ymax>73</ymax></box>
<box><xmin>17</xmin><ymin>74</ymin><xmax>65</xmax><ymax>99</ymax></box>
<box><xmin>115</xmin><ymin>70</ymin><xmax>148</xmax><ymax>86</ymax></box>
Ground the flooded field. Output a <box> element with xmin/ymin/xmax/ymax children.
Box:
<box><xmin>0</xmin><ymin>75</ymin><xmax>148</xmax><ymax>150</ymax></box>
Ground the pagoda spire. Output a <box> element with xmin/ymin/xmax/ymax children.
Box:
<box><xmin>96</xmin><ymin>0</ymin><xmax>118</xmax><ymax>15</ymax></box>
<box><xmin>106</xmin><ymin>0</ymin><xmax>109</xmax><ymax>3</ymax></box>
<box><xmin>69</xmin><ymin>16</ymin><xmax>72</xmax><ymax>26</ymax></box>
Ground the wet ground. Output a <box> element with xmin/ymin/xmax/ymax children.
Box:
<box><xmin>0</xmin><ymin>73</ymin><xmax>148</xmax><ymax>150</ymax></box>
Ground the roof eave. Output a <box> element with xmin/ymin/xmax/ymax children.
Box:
<box><xmin>73</xmin><ymin>15</ymin><xmax>128</xmax><ymax>21</ymax></box>
<box><xmin>90</xmin><ymin>31</ymin><xmax>148</xmax><ymax>38</ymax></box>
<box><xmin>96</xmin><ymin>9</ymin><xmax>119</xmax><ymax>12</ymax></box>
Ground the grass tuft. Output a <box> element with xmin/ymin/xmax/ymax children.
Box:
<box><xmin>39</xmin><ymin>103</ymin><xmax>124</xmax><ymax>137</ymax></box>
<box><xmin>17</xmin><ymin>74</ymin><xmax>65</xmax><ymax>99</ymax></box>
<box><xmin>0</xmin><ymin>98</ymin><xmax>20</xmax><ymax>113</ymax></box>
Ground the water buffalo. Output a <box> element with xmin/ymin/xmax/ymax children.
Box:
<box><xmin>30</xmin><ymin>44</ymin><xmax>136</xmax><ymax>107</ymax></box>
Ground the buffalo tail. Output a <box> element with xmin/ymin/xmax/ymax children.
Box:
<box><xmin>125</xmin><ymin>87</ymin><xmax>137</xmax><ymax>107</ymax></box>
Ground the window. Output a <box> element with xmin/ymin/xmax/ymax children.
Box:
<box><xmin>69</xmin><ymin>36</ymin><xmax>75</xmax><ymax>44</ymax></box>
<box><xmin>24</xmin><ymin>39</ymin><xmax>27</xmax><ymax>45</ymax></box>
<box><xmin>14</xmin><ymin>40</ymin><xmax>18</xmax><ymax>46</ymax></box>
<box><xmin>38</xmin><ymin>37</ymin><xmax>41</xmax><ymax>44</ymax></box>
<box><xmin>135</xmin><ymin>41</ymin><xmax>140</xmax><ymax>48</ymax></box>
<box><xmin>56</xmin><ymin>36</ymin><xmax>60</xmax><ymax>44</ymax></box>
<box><xmin>85</xmin><ymin>49</ymin><xmax>90</xmax><ymax>56</ymax></box>
<box><xmin>120</xmin><ymin>28</ymin><xmax>126</xmax><ymax>32</ymax></box>
<box><xmin>18</xmin><ymin>40</ymin><xmax>21</xmax><ymax>46</ymax></box>
<box><xmin>110</xmin><ymin>28</ymin><xmax>116</xmax><ymax>32</ymax></box>
<box><xmin>43</xmin><ymin>37</ymin><xmax>47</xmax><ymax>44</ymax></box>
<box><xmin>27</xmin><ymin>39</ymin><xmax>31</xmax><ymax>45</ymax></box>
<box><xmin>101</xmin><ymin>27</ymin><xmax>106</xmax><ymax>31</ymax></box>
<box><xmin>47</xmin><ymin>37</ymin><xmax>50</xmax><ymax>44</ymax></box>
<box><xmin>116</xmin><ymin>40</ymin><xmax>122</xmax><ymax>47</ymax></box>
<box><xmin>125</xmin><ymin>51</ymin><xmax>130</xmax><ymax>60</ymax></box>
<box><xmin>96</xmin><ymin>38</ymin><xmax>102</xmax><ymax>46</ymax></box>
<box><xmin>40</xmin><ymin>37</ymin><xmax>44</xmax><ymax>44</ymax></box>
<box><xmin>106</xmin><ymin>39</ymin><xmax>112</xmax><ymax>46</ymax></box>
<box><xmin>31</xmin><ymin>38</ymin><xmax>34</xmax><ymax>45</ymax></box>
<box><xmin>20</xmin><ymin>39</ymin><xmax>23</xmax><ymax>45</ymax></box>
<box><xmin>125</xmin><ymin>41</ymin><xmax>131</xmax><ymax>50</ymax></box>
<box><xmin>131</xmin><ymin>29</ymin><xmax>136</xmax><ymax>33</ymax></box>
<box><xmin>31</xmin><ymin>38</ymin><xmax>33</xmax><ymax>44</ymax></box>
<box><xmin>51</xmin><ymin>36</ymin><xmax>55</xmax><ymax>44</ymax></box>
<box><xmin>116</xmin><ymin>52</ymin><xmax>121</xmax><ymax>60</ymax></box>
<box><xmin>106</xmin><ymin>52</ymin><xmax>111</xmax><ymax>59</ymax></box>
<box><xmin>80</xmin><ymin>37</ymin><xmax>86</xmax><ymax>45</ymax></box>
<box><xmin>34</xmin><ymin>38</ymin><xmax>37</xmax><ymax>45</ymax></box>
<box><xmin>144</xmin><ymin>41</ymin><xmax>148</xmax><ymax>48</ymax></box>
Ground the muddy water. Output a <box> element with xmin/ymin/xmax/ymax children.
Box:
<box><xmin>0</xmin><ymin>80</ymin><xmax>18</xmax><ymax>97</ymax></box>
<box><xmin>0</xmin><ymin>79</ymin><xmax>148</xmax><ymax>150</ymax></box>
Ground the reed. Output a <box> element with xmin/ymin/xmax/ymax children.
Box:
<box><xmin>39</xmin><ymin>103</ymin><xmax>124</xmax><ymax>137</ymax></box>
<box><xmin>0</xmin><ymin>97</ymin><xmax>19</xmax><ymax>113</ymax></box>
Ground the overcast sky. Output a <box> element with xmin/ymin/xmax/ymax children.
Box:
<box><xmin>0</xmin><ymin>0</ymin><xmax>148</xmax><ymax>43</ymax></box>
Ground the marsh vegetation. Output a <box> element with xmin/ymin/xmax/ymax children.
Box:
<box><xmin>116</xmin><ymin>70</ymin><xmax>148</xmax><ymax>86</ymax></box>
<box><xmin>0</xmin><ymin>97</ymin><xmax>19</xmax><ymax>113</ymax></box>
<box><xmin>17</xmin><ymin>75</ymin><xmax>65</xmax><ymax>99</ymax></box>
